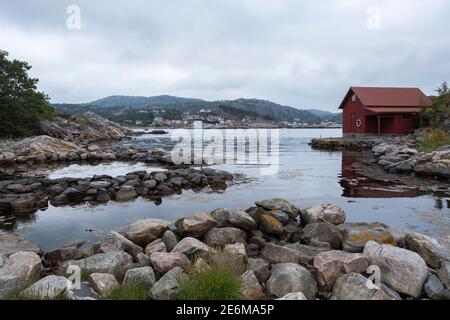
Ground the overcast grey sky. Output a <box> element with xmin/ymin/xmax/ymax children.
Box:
<box><xmin>0</xmin><ymin>0</ymin><xmax>449</xmax><ymax>110</ymax></box>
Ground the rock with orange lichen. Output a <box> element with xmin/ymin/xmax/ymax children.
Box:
<box><xmin>338</xmin><ymin>222</ymin><xmax>395</xmax><ymax>253</ymax></box>
<box><xmin>259</xmin><ymin>214</ymin><xmax>283</xmax><ymax>235</ymax></box>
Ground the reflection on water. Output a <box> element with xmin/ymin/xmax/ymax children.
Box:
<box><xmin>1</xmin><ymin>129</ymin><xmax>449</xmax><ymax>251</ymax></box>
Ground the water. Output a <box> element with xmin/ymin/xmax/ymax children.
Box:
<box><xmin>1</xmin><ymin>129</ymin><xmax>449</xmax><ymax>251</ymax></box>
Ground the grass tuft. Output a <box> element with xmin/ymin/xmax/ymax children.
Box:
<box><xmin>103</xmin><ymin>281</ymin><xmax>150</xmax><ymax>300</ymax></box>
<box><xmin>177</xmin><ymin>248</ymin><xmax>244</xmax><ymax>300</ymax></box>
<box><xmin>418</xmin><ymin>129</ymin><xmax>450</xmax><ymax>152</ymax></box>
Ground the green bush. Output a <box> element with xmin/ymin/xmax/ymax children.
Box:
<box><xmin>177</xmin><ymin>249</ymin><xmax>245</xmax><ymax>300</ymax></box>
<box><xmin>418</xmin><ymin>129</ymin><xmax>450</xmax><ymax>152</ymax></box>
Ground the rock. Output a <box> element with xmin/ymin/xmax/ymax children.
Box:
<box><xmin>204</xmin><ymin>227</ymin><xmax>247</xmax><ymax>246</ymax></box>
<box><xmin>363</xmin><ymin>240</ymin><xmax>428</xmax><ymax>298</ymax></box>
<box><xmin>172</xmin><ymin>237</ymin><xmax>211</xmax><ymax>258</ymax></box>
<box><xmin>246</xmin><ymin>243</ymin><xmax>260</xmax><ymax>257</ymax></box>
<box><xmin>255</xmin><ymin>198</ymin><xmax>299</xmax><ymax>218</ymax></box>
<box><xmin>302</xmin><ymin>222</ymin><xmax>343</xmax><ymax>250</ymax></box>
<box><xmin>424</xmin><ymin>273</ymin><xmax>449</xmax><ymax>300</ymax></box>
<box><xmin>63</xmin><ymin>187</ymin><xmax>85</xmax><ymax>202</ymax></box>
<box><xmin>241</xmin><ymin>270</ymin><xmax>264</xmax><ymax>300</ymax></box>
<box><xmin>331</xmin><ymin>273</ymin><xmax>391</xmax><ymax>300</ymax></box>
<box><xmin>405</xmin><ymin>232</ymin><xmax>450</xmax><ymax>269</ymax></box>
<box><xmin>210</xmin><ymin>208</ymin><xmax>230</xmax><ymax>227</ymax></box>
<box><xmin>143</xmin><ymin>180</ymin><xmax>157</xmax><ymax>190</ymax></box>
<box><xmin>144</xmin><ymin>239</ymin><xmax>167</xmax><ymax>255</ymax></box>
<box><xmin>0</xmin><ymin>251</ymin><xmax>42</xmax><ymax>282</ymax></box>
<box><xmin>44</xmin><ymin>242</ymin><xmax>84</xmax><ymax>267</ymax></box>
<box><xmin>0</xmin><ymin>233</ymin><xmax>41</xmax><ymax>255</ymax></box>
<box><xmin>228</xmin><ymin>211</ymin><xmax>258</xmax><ymax>231</ymax></box>
<box><xmin>67</xmin><ymin>251</ymin><xmax>133</xmax><ymax>279</ymax></box>
<box><xmin>10</xmin><ymin>196</ymin><xmax>38</xmax><ymax>213</ymax></box>
<box><xmin>266</xmin><ymin>263</ymin><xmax>317</xmax><ymax>300</ymax></box>
<box><xmin>66</xmin><ymin>281</ymin><xmax>100</xmax><ymax>300</ymax></box>
<box><xmin>6</xmin><ymin>183</ymin><xmax>30</xmax><ymax>193</ymax></box>
<box><xmin>175</xmin><ymin>213</ymin><xmax>217</xmax><ymax>238</ymax></box>
<box><xmin>221</xmin><ymin>243</ymin><xmax>247</xmax><ymax>266</ymax></box>
<box><xmin>162</xmin><ymin>230</ymin><xmax>178</xmax><ymax>251</ymax></box>
<box><xmin>276</xmin><ymin>292</ymin><xmax>308</xmax><ymax>300</ymax></box>
<box><xmin>149</xmin><ymin>252</ymin><xmax>191</xmax><ymax>276</ymax></box>
<box><xmin>266</xmin><ymin>210</ymin><xmax>290</xmax><ymax>225</ymax></box>
<box><xmin>99</xmin><ymin>231</ymin><xmax>143</xmax><ymax>259</ymax></box>
<box><xmin>284</xmin><ymin>243</ymin><xmax>330</xmax><ymax>266</ymax></box>
<box><xmin>89</xmin><ymin>181</ymin><xmax>112</xmax><ymax>189</ymax></box>
<box><xmin>301</xmin><ymin>204</ymin><xmax>346</xmax><ymax>225</ymax></box>
<box><xmin>262</xmin><ymin>243</ymin><xmax>302</xmax><ymax>264</ymax></box>
<box><xmin>313</xmin><ymin>250</ymin><xmax>369</xmax><ymax>290</ymax></box>
<box><xmin>437</xmin><ymin>261</ymin><xmax>450</xmax><ymax>288</ymax></box>
<box><xmin>338</xmin><ymin>222</ymin><xmax>395</xmax><ymax>253</ymax></box>
<box><xmin>247</xmin><ymin>258</ymin><xmax>271</xmax><ymax>283</ymax></box>
<box><xmin>52</xmin><ymin>194</ymin><xmax>69</xmax><ymax>206</ymax></box>
<box><xmin>135</xmin><ymin>252</ymin><xmax>151</xmax><ymax>266</ymax></box>
<box><xmin>150</xmin><ymin>267</ymin><xmax>188</xmax><ymax>300</ymax></box>
<box><xmin>20</xmin><ymin>275</ymin><xmax>70</xmax><ymax>300</ymax></box>
<box><xmin>123</xmin><ymin>267</ymin><xmax>156</xmax><ymax>288</ymax></box>
<box><xmin>259</xmin><ymin>215</ymin><xmax>283</xmax><ymax>235</ymax></box>
<box><xmin>125</xmin><ymin>218</ymin><xmax>170</xmax><ymax>247</ymax></box>
<box><xmin>115</xmin><ymin>186</ymin><xmax>138</xmax><ymax>202</ymax></box>
<box><xmin>89</xmin><ymin>273</ymin><xmax>119</xmax><ymax>297</ymax></box>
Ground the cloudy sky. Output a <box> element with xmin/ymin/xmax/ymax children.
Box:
<box><xmin>0</xmin><ymin>0</ymin><xmax>449</xmax><ymax>110</ymax></box>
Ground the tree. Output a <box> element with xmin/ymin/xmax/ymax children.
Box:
<box><xmin>0</xmin><ymin>50</ymin><xmax>55</xmax><ymax>137</ymax></box>
<box><xmin>420</xmin><ymin>81</ymin><xmax>450</xmax><ymax>128</ymax></box>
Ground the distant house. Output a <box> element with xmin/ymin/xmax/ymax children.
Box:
<box><xmin>339</xmin><ymin>87</ymin><xmax>432</xmax><ymax>136</ymax></box>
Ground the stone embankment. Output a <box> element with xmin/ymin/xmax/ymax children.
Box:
<box><xmin>0</xmin><ymin>168</ymin><xmax>234</xmax><ymax>214</ymax></box>
<box><xmin>1</xmin><ymin>199</ymin><xmax>449</xmax><ymax>300</ymax></box>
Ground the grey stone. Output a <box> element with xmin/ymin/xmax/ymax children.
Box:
<box><xmin>172</xmin><ymin>237</ymin><xmax>211</xmax><ymax>258</ymax></box>
<box><xmin>228</xmin><ymin>211</ymin><xmax>258</xmax><ymax>231</ymax></box>
<box><xmin>210</xmin><ymin>208</ymin><xmax>231</xmax><ymax>227</ymax></box>
<box><xmin>262</xmin><ymin>243</ymin><xmax>302</xmax><ymax>264</ymax></box>
<box><xmin>20</xmin><ymin>275</ymin><xmax>70</xmax><ymax>300</ymax></box>
<box><xmin>255</xmin><ymin>198</ymin><xmax>300</xmax><ymax>218</ymax></box>
<box><xmin>144</xmin><ymin>239</ymin><xmax>167</xmax><ymax>255</ymax></box>
<box><xmin>266</xmin><ymin>263</ymin><xmax>317</xmax><ymax>300</ymax></box>
<box><xmin>363</xmin><ymin>240</ymin><xmax>428</xmax><ymax>298</ymax></box>
<box><xmin>89</xmin><ymin>273</ymin><xmax>119</xmax><ymax>296</ymax></box>
<box><xmin>424</xmin><ymin>273</ymin><xmax>449</xmax><ymax>300</ymax></box>
<box><xmin>301</xmin><ymin>203</ymin><xmax>346</xmax><ymax>225</ymax></box>
<box><xmin>67</xmin><ymin>251</ymin><xmax>133</xmax><ymax>279</ymax></box>
<box><xmin>123</xmin><ymin>267</ymin><xmax>156</xmax><ymax>288</ymax></box>
<box><xmin>0</xmin><ymin>233</ymin><xmax>41</xmax><ymax>256</ymax></box>
<box><xmin>276</xmin><ymin>292</ymin><xmax>307</xmax><ymax>300</ymax></box>
<box><xmin>99</xmin><ymin>231</ymin><xmax>143</xmax><ymax>259</ymax></box>
<box><xmin>338</xmin><ymin>222</ymin><xmax>395</xmax><ymax>253</ymax></box>
<box><xmin>331</xmin><ymin>273</ymin><xmax>391</xmax><ymax>300</ymax></box>
<box><xmin>241</xmin><ymin>270</ymin><xmax>264</xmax><ymax>300</ymax></box>
<box><xmin>302</xmin><ymin>222</ymin><xmax>343</xmax><ymax>250</ymax></box>
<box><xmin>405</xmin><ymin>232</ymin><xmax>450</xmax><ymax>269</ymax></box>
<box><xmin>66</xmin><ymin>281</ymin><xmax>100</xmax><ymax>300</ymax></box>
<box><xmin>175</xmin><ymin>213</ymin><xmax>217</xmax><ymax>238</ymax></box>
<box><xmin>150</xmin><ymin>267</ymin><xmax>188</xmax><ymax>300</ymax></box>
<box><xmin>162</xmin><ymin>230</ymin><xmax>178</xmax><ymax>252</ymax></box>
<box><xmin>115</xmin><ymin>186</ymin><xmax>138</xmax><ymax>201</ymax></box>
<box><xmin>204</xmin><ymin>227</ymin><xmax>247</xmax><ymax>246</ymax></box>
<box><xmin>247</xmin><ymin>258</ymin><xmax>271</xmax><ymax>283</ymax></box>
<box><xmin>149</xmin><ymin>252</ymin><xmax>191</xmax><ymax>276</ymax></box>
<box><xmin>125</xmin><ymin>218</ymin><xmax>170</xmax><ymax>247</ymax></box>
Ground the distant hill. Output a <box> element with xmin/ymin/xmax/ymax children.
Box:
<box><xmin>53</xmin><ymin>95</ymin><xmax>341</xmax><ymax>124</ymax></box>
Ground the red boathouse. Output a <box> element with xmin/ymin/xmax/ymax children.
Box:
<box><xmin>339</xmin><ymin>87</ymin><xmax>432</xmax><ymax>136</ymax></box>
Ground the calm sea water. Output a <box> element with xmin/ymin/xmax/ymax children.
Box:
<box><xmin>1</xmin><ymin>129</ymin><xmax>449</xmax><ymax>251</ymax></box>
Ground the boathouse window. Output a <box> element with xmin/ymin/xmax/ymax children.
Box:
<box><xmin>351</xmin><ymin>94</ymin><xmax>356</xmax><ymax>102</ymax></box>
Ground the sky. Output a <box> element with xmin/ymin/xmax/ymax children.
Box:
<box><xmin>0</xmin><ymin>0</ymin><xmax>449</xmax><ymax>111</ymax></box>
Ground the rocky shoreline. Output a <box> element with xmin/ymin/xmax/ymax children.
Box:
<box><xmin>1</xmin><ymin>199</ymin><xmax>449</xmax><ymax>300</ymax></box>
<box><xmin>311</xmin><ymin>135</ymin><xmax>450</xmax><ymax>180</ymax></box>
<box><xmin>0</xmin><ymin>167</ymin><xmax>234</xmax><ymax>214</ymax></box>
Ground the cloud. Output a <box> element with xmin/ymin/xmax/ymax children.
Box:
<box><xmin>0</xmin><ymin>0</ymin><xmax>449</xmax><ymax>110</ymax></box>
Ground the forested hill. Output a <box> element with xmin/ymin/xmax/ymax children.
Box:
<box><xmin>53</xmin><ymin>95</ymin><xmax>341</xmax><ymax>124</ymax></box>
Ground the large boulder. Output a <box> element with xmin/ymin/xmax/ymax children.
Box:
<box><xmin>266</xmin><ymin>263</ymin><xmax>317</xmax><ymax>300</ymax></box>
<box><xmin>149</xmin><ymin>267</ymin><xmax>188</xmax><ymax>300</ymax></box>
<box><xmin>44</xmin><ymin>241</ymin><xmax>84</xmax><ymax>267</ymax></box>
<box><xmin>67</xmin><ymin>251</ymin><xmax>133</xmax><ymax>279</ymax></box>
<box><xmin>20</xmin><ymin>275</ymin><xmax>71</xmax><ymax>300</ymax></box>
<box><xmin>99</xmin><ymin>231</ymin><xmax>143</xmax><ymax>259</ymax></box>
<box><xmin>363</xmin><ymin>241</ymin><xmax>428</xmax><ymax>298</ymax></box>
<box><xmin>0</xmin><ymin>233</ymin><xmax>41</xmax><ymax>256</ymax></box>
<box><xmin>161</xmin><ymin>230</ymin><xmax>178</xmax><ymax>251</ymax></box>
<box><xmin>301</xmin><ymin>204</ymin><xmax>346</xmax><ymax>225</ymax></box>
<box><xmin>405</xmin><ymin>232</ymin><xmax>450</xmax><ymax>269</ymax></box>
<box><xmin>175</xmin><ymin>213</ymin><xmax>217</xmax><ymax>238</ymax></box>
<box><xmin>204</xmin><ymin>227</ymin><xmax>247</xmax><ymax>246</ymax></box>
<box><xmin>172</xmin><ymin>237</ymin><xmax>212</xmax><ymax>258</ymax></box>
<box><xmin>331</xmin><ymin>273</ymin><xmax>392</xmax><ymax>300</ymax></box>
<box><xmin>125</xmin><ymin>219</ymin><xmax>170</xmax><ymax>247</ymax></box>
<box><xmin>255</xmin><ymin>198</ymin><xmax>299</xmax><ymax>218</ymax></box>
<box><xmin>241</xmin><ymin>270</ymin><xmax>264</xmax><ymax>300</ymax></box>
<box><xmin>228</xmin><ymin>211</ymin><xmax>258</xmax><ymax>231</ymax></box>
<box><xmin>89</xmin><ymin>273</ymin><xmax>119</xmax><ymax>297</ymax></box>
<box><xmin>210</xmin><ymin>208</ymin><xmax>231</xmax><ymax>227</ymax></box>
<box><xmin>284</xmin><ymin>243</ymin><xmax>330</xmax><ymax>266</ymax></box>
<box><xmin>338</xmin><ymin>222</ymin><xmax>395</xmax><ymax>253</ymax></box>
<box><xmin>149</xmin><ymin>252</ymin><xmax>191</xmax><ymax>276</ymax></box>
<box><xmin>259</xmin><ymin>215</ymin><xmax>283</xmax><ymax>235</ymax></box>
<box><xmin>262</xmin><ymin>243</ymin><xmax>302</xmax><ymax>264</ymax></box>
<box><xmin>302</xmin><ymin>222</ymin><xmax>343</xmax><ymax>250</ymax></box>
<box><xmin>123</xmin><ymin>267</ymin><xmax>156</xmax><ymax>288</ymax></box>
<box><xmin>313</xmin><ymin>250</ymin><xmax>368</xmax><ymax>290</ymax></box>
